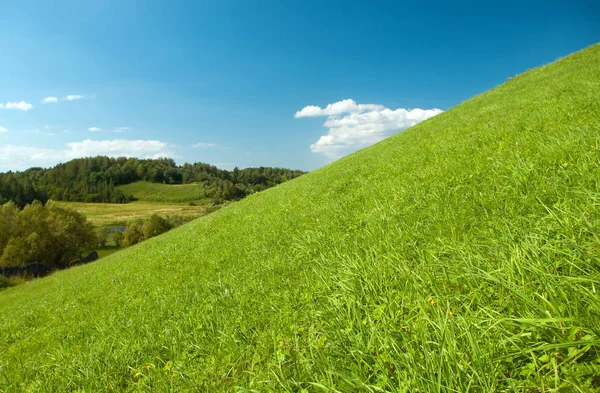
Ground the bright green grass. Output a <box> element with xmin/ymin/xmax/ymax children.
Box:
<box><xmin>95</xmin><ymin>246</ymin><xmax>121</xmax><ymax>259</ymax></box>
<box><xmin>1</xmin><ymin>44</ymin><xmax>600</xmax><ymax>392</ymax></box>
<box><xmin>118</xmin><ymin>181</ymin><xmax>212</xmax><ymax>204</ymax></box>
<box><xmin>54</xmin><ymin>201</ymin><xmax>209</xmax><ymax>227</ymax></box>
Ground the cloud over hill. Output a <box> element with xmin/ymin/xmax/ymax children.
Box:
<box><xmin>296</xmin><ymin>99</ymin><xmax>442</xmax><ymax>159</ymax></box>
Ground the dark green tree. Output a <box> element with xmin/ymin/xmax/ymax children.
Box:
<box><xmin>0</xmin><ymin>201</ymin><xmax>96</xmax><ymax>269</ymax></box>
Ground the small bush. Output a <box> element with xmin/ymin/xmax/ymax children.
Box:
<box><xmin>122</xmin><ymin>224</ymin><xmax>144</xmax><ymax>247</ymax></box>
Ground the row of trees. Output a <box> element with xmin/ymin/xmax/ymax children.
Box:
<box><xmin>111</xmin><ymin>214</ymin><xmax>181</xmax><ymax>248</ymax></box>
<box><xmin>0</xmin><ymin>201</ymin><xmax>96</xmax><ymax>269</ymax></box>
<box><xmin>0</xmin><ymin>156</ymin><xmax>305</xmax><ymax>207</ymax></box>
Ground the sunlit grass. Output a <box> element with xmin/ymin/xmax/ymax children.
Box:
<box><xmin>0</xmin><ymin>44</ymin><xmax>599</xmax><ymax>392</ymax></box>
<box><xmin>95</xmin><ymin>246</ymin><xmax>121</xmax><ymax>259</ymax></box>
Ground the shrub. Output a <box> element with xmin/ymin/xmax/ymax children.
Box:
<box><xmin>122</xmin><ymin>224</ymin><xmax>144</xmax><ymax>247</ymax></box>
<box><xmin>142</xmin><ymin>214</ymin><xmax>173</xmax><ymax>240</ymax></box>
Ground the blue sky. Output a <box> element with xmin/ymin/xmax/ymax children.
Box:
<box><xmin>0</xmin><ymin>0</ymin><xmax>598</xmax><ymax>172</ymax></box>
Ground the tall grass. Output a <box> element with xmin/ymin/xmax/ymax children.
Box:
<box><xmin>0</xmin><ymin>44</ymin><xmax>599</xmax><ymax>392</ymax></box>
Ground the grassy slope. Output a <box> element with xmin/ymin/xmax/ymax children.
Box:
<box><xmin>55</xmin><ymin>201</ymin><xmax>209</xmax><ymax>227</ymax></box>
<box><xmin>118</xmin><ymin>181</ymin><xmax>211</xmax><ymax>204</ymax></box>
<box><xmin>1</xmin><ymin>45</ymin><xmax>599</xmax><ymax>392</ymax></box>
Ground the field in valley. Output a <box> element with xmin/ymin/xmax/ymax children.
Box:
<box><xmin>55</xmin><ymin>201</ymin><xmax>212</xmax><ymax>227</ymax></box>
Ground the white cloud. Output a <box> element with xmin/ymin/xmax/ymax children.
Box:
<box><xmin>296</xmin><ymin>99</ymin><xmax>442</xmax><ymax>160</ymax></box>
<box><xmin>114</xmin><ymin>127</ymin><xmax>131</xmax><ymax>133</ymax></box>
<box><xmin>66</xmin><ymin>139</ymin><xmax>171</xmax><ymax>158</ymax></box>
<box><xmin>0</xmin><ymin>139</ymin><xmax>173</xmax><ymax>171</ymax></box>
<box><xmin>0</xmin><ymin>145</ymin><xmax>61</xmax><ymax>170</ymax></box>
<box><xmin>64</xmin><ymin>95</ymin><xmax>83</xmax><ymax>101</ymax></box>
<box><xmin>43</xmin><ymin>97</ymin><xmax>58</xmax><ymax>103</ymax></box>
<box><xmin>192</xmin><ymin>142</ymin><xmax>216</xmax><ymax>149</ymax></box>
<box><xmin>0</xmin><ymin>126</ymin><xmax>7</xmax><ymax>133</ymax></box>
<box><xmin>88</xmin><ymin>127</ymin><xmax>102</xmax><ymax>132</ymax></box>
<box><xmin>295</xmin><ymin>99</ymin><xmax>385</xmax><ymax>118</ymax></box>
<box><xmin>1</xmin><ymin>101</ymin><xmax>33</xmax><ymax>111</ymax></box>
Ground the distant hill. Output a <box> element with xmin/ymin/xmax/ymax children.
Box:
<box><xmin>0</xmin><ymin>157</ymin><xmax>305</xmax><ymax>207</ymax></box>
<box><xmin>1</xmin><ymin>44</ymin><xmax>599</xmax><ymax>391</ymax></box>
<box><xmin>117</xmin><ymin>181</ymin><xmax>213</xmax><ymax>204</ymax></box>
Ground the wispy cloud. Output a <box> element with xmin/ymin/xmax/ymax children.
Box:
<box><xmin>192</xmin><ymin>142</ymin><xmax>216</xmax><ymax>149</ymax></box>
<box><xmin>43</xmin><ymin>97</ymin><xmax>58</xmax><ymax>104</ymax></box>
<box><xmin>64</xmin><ymin>94</ymin><xmax>83</xmax><ymax>101</ymax></box>
<box><xmin>67</xmin><ymin>139</ymin><xmax>171</xmax><ymax>157</ymax></box>
<box><xmin>296</xmin><ymin>99</ymin><xmax>442</xmax><ymax>160</ymax></box>
<box><xmin>34</xmin><ymin>129</ymin><xmax>56</xmax><ymax>136</ymax></box>
<box><xmin>114</xmin><ymin>127</ymin><xmax>131</xmax><ymax>133</ymax></box>
<box><xmin>0</xmin><ymin>126</ymin><xmax>7</xmax><ymax>133</ymax></box>
<box><xmin>0</xmin><ymin>101</ymin><xmax>34</xmax><ymax>111</ymax></box>
<box><xmin>88</xmin><ymin>127</ymin><xmax>102</xmax><ymax>132</ymax></box>
<box><xmin>0</xmin><ymin>139</ymin><xmax>174</xmax><ymax>171</ymax></box>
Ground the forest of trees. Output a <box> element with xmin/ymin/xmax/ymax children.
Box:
<box><xmin>0</xmin><ymin>156</ymin><xmax>305</xmax><ymax>207</ymax></box>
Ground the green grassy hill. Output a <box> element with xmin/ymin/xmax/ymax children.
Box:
<box><xmin>117</xmin><ymin>181</ymin><xmax>211</xmax><ymax>204</ymax></box>
<box><xmin>1</xmin><ymin>44</ymin><xmax>599</xmax><ymax>392</ymax></box>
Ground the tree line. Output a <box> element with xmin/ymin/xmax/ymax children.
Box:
<box><xmin>105</xmin><ymin>214</ymin><xmax>185</xmax><ymax>249</ymax></box>
<box><xmin>0</xmin><ymin>156</ymin><xmax>305</xmax><ymax>207</ymax></box>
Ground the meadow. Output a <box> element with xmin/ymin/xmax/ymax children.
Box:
<box><xmin>0</xmin><ymin>44</ymin><xmax>599</xmax><ymax>392</ymax></box>
<box><xmin>54</xmin><ymin>201</ymin><xmax>211</xmax><ymax>227</ymax></box>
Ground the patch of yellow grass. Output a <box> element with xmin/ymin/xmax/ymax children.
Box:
<box><xmin>55</xmin><ymin>201</ymin><xmax>208</xmax><ymax>226</ymax></box>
